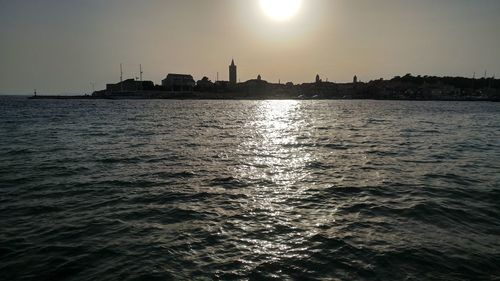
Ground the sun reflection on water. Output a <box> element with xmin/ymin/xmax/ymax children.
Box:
<box><xmin>229</xmin><ymin>100</ymin><xmax>325</xmax><ymax>267</ymax></box>
<box><xmin>236</xmin><ymin>100</ymin><xmax>311</xmax><ymax>186</ymax></box>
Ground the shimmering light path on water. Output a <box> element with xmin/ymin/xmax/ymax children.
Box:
<box><xmin>1</xmin><ymin>97</ymin><xmax>499</xmax><ymax>280</ymax></box>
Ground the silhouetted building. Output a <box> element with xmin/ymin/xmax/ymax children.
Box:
<box><xmin>162</xmin><ymin>74</ymin><xmax>195</xmax><ymax>92</ymax></box>
<box><xmin>229</xmin><ymin>59</ymin><xmax>237</xmax><ymax>85</ymax></box>
<box><xmin>316</xmin><ymin>74</ymin><xmax>322</xmax><ymax>83</ymax></box>
<box><xmin>353</xmin><ymin>75</ymin><xmax>358</xmax><ymax>84</ymax></box>
<box><xmin>240</xmin><ymin>75</ymin><xmax>269</xmax><ymax>94</ymax></box>
<box><xmin>106</xmin><ymin>79</ymin><xmax>154</xmax><ymax>93</ymax></box>
<box><xmin>214</xmin><ymin>80</ymin><xmax>230</xmax><ymax>92</ymax></box>
<box><xmin>196</xmin><ymin>76</ymin><xmax>214</xmax><ymax>91</ymax></box>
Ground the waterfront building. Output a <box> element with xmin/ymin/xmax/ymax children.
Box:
<box><xmin>229</xmin><ymin>59</ymin><xmax>237</xmax><ymax>85</ymax></box>
<box><xmin>162</xmin><ymin>74</ymin><xmax>195</xmax><ymax>92</ymax></box>
<box><xmin>196</xmin><ymin>76</ymin><xmax>214</xmax><ymax>91</ymax></box>
<box><xmin>106</xmin><ymin>79</ymin><xmax>154</xmax><ymax>93</ymax></box>
<box><xmin>353</xmin><ymin>75</ymin><xmax>358</xmax><ymax>84</ymax></box>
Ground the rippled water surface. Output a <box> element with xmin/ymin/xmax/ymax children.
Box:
<box><xmin>1</xmin><ymin>96</ymin><xmax>500</xmax><ymax>280</ymax></box>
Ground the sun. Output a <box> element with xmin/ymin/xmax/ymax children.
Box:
<box><xmin>260</xmin><ymin>0</ymin><xmax>302</xmax><ymax>22</ymax></box>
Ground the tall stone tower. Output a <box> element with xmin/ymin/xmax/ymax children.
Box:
<box><xmin>229</xmin><ymin>59</ymin><xmax>237</xmax><ymax>85</ymax></box>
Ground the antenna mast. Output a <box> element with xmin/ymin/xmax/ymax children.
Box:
<box><xmin>139</xmin><ymin>64</ymin><xmax>144</xmax><ymax>91</ymax></box>
<box><xmin>120</xmin><ymin>63</ymin><xmax>123</xmax><ymax>93</ymax></box>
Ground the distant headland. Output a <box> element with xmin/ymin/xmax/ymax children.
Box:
<box><xmin>30</xmin><ymin>59</ymin><xmax>499</xmax><ymax>101</ymax></box>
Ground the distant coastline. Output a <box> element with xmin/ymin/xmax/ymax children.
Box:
<box><xmin>24</xmin><ymin>59</ymin><xmax>500</xmax><ymax>102</ymax></box>
<box><xmin>27</xmin><ymin>93</ymin><xmax>499</xmax><ymax>102</ymax></box>
<box><xmin>28</xmin><ymin>73</ymin><xmax>500</xmax><ymax>102</ymax></box>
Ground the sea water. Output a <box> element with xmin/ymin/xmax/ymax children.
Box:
<box><xmin>1</xmin><ymin>96</ymin><xmax>499</xmax><ymax>280</ymax></box>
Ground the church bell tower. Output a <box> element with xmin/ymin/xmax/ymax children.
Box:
<box><xmin>229</xmin><ymin>59</ymin><xmax>237</xmax><ymax>85</ymax></box>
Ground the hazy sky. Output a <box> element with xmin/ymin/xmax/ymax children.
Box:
<box><xmin>1</xmin><ymin>0</ymin><xmax>499</xmax><ymax>94</ymax></box>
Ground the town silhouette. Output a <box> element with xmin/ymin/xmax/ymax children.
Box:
<box><xmin>33</xmin><ymin>59</ymin><xmax>499</xmax><ymax>101</ymax></box>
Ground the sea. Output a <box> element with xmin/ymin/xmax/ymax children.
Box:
<box><xmin>1</xmin><ymin>96</ymin><xmax>499</xmax><ymax>281</ymax></box>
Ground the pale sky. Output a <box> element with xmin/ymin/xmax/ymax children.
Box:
<box><xmin>1</xmin><ymin>0</ymin><xmax>499</xmax><ymax>94</ymax></box>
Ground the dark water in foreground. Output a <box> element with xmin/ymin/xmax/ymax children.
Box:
<box><xmin>1</xmin><ymin>96</ymin><xmax>500</xmax><ymax>281</ymax></box>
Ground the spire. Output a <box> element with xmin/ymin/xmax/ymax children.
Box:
<box><xmin>229</xmin><ymin>58</ymin><xmax>237</xmax><ymax>85</ymax></box>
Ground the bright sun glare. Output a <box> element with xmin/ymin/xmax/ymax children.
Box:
<box><xmin>260</xmin><ymin>0</ymin><xmax>302</xmax><ymax>21</ymax></box>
